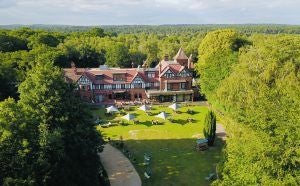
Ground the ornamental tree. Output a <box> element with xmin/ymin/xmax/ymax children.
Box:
<box><xmin>203</xmin><ymin>110</ymin><xmax>216</xmax><ymax>146</ymax></box>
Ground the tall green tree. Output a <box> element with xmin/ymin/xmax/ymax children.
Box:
<box><xmin>203</xmin><ymin>110</ymin><xmax>216</xmax><ymax>146</ymax></box>
<box><xmin>212</xmin><ymin>34</ymin><xmax>300</xmax><ymax>185</ymax></box>
<box><xmin>0</xmin><ymin>98</ymin><xmax>36</xmax><ymax>185</ymax></box>
<box><xmin>140</xmin><ymin>38</ymin><xmax>159</xmax><ymax>67</ymax></box>
<box><xmin>0</xmin><ymin>58</ymin><xmax>18</xmax><ymax>100</ymax></box>
<box><xmin>0</xmin><ymin>62</ymin><xmax>103</xmax><ymax>185</ymax></box>
<box><xmin>28</xmin><ymin>32</ymin><xmax>61</xmax><ymax>48</ymax></box>
<box><xmin>105</xmin><ymin>42</ymin><xmax>131</xmax><ymax>67</ymax></box>
<box><xmin>85</xmin><ymin>27</ymin><xmax>106</xmax><ymax>37</ymax></box>
<box><xmin>60</xmin><ymin>37</ymin><xmax>106</xmax><ymax>68</ymax></box>
<box><xmin>0</xmin><ymin>32</ymin><xmax>28</xmax><ymax>52</ymax></box>
<box><xmin>196</xmin><ymin>29</ymin><xmax>249</xmax><ymax>103</ymax></box>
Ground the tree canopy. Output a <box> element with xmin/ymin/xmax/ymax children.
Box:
<box><xmin>1</xmin><ymin>25</ymin><xmax>300</xmax><ymax>185</ymax></box>
<box><xmin>196</xmin><ymin>29</ymin><xmax>249</xmax><ymax>102</ymax></box>
<box><xmin>0</xmin><ymin>62</ymin><xmax>103</xmax><ymax>185</ymax></box>
<box><xmin>199</xmin><ymin>33</ymin><xmax>300</xmax><ymax>185</ymax></box>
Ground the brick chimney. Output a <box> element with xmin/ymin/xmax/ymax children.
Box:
<box><xmin>71</xmin><ymin>61</ymin><xmax>76</xmax><ymax>68</ymax></box>
<box><xmin>71</xmin><ymin>61</ymin><xmax>77</xmax><ymax>75</ymax></box>
<box><xmin>164</xmin><ymin>54</ymin><xmax>169</xmax><ymax>61</ymax></box>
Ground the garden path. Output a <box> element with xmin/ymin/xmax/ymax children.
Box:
<box><xmin>100</xmin><ymin>144</ymin><xmax>142</xmax><ymax>186</ymax></box>
<box><xmin>216</xmin><ymin>123</ymin><xmax>226</xmax><ymax>141</ymax></box>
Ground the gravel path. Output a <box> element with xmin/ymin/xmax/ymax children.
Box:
<box><xmin>100</xmin><ymin>144</ymin><xmax>142</xmax><ymax>186</ymax></box>
<box><xmin>216</xmin><ymin>123</ymin><xmax>227</xmax><ymax>141</ymax></box>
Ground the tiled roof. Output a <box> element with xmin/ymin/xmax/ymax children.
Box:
<box><xmin>155</xmin><ymin>60</ymin><xmax>177</xmax><ymax>69</ymax></box>
<box><xmin>169</xmin><ymin>64</ymin><xmax>184</xmax><ymax>74</ymax></box>
<box><xmin>68</xmin><ymin>68</ymin><xmax>160</xmax><ymax>84</ymax></box>
<box><xmin>85</xmin><ymin>68</ymin><xmax>137</xmax><ymax>84</ymax></box>
<box><xmin>160</xmin><ymin>63</ymin><xmax>185</xmax><ymax>77</ymax></box>
<box><xmin>174</xmin><ymin>48</ymin><xmax>188</xmax><ymax>60</ymax></box>
<box><xmin>63</xmin><ymin>48</ymin><xmax>191</xmax><ymax>85</ymax></box>
<box><xmin>63</xmin><ymin>68</ymin><xmax>85</xmax><ymax>83</ymax></box>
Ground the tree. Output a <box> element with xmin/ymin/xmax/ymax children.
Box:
<box><xmin>0</xmin><ymin>32</ymin><xmax>28</xmax><ymax>52</ymax></box>
<box><xmin>86</xmin><ymin>27</ymin><xmax>106</xmax><ymax>37</ymax></box>
<box><xmin>203</xmin><ymin>110</ymin><xmax>216</xmax><ymax>146</ymax></box>
<box><xmin>0</xmin><ymin>56</ymin><xmax>18</xmax><ymax>101</ymax></box>
<box><xmin>105</xmin><ymin>42</ymin><xmax>131</xmax><ymax>67</ymax></box>
<box><xmin>0</xmin><ymin>62</ymin><xmax>103</xmax><ymax>185</ymax></box>
<box><xmin>140</xmin><ymin>39</ymin><xmax>159</xmax><ymax>67</ymax></box>
<box><xmin>211</xmin><ymin>34</ymin><xmax>300</xmax><ymax>185</ymax></box>
<box><xmin>196</xmin><ymin>29</ymin><xmax>250</xmax><ymax>103</ymax></box>
<box><xmin>60</xmin><ymin>37</ymin><xmax>106</xmax><ymax>68</ymax></box>
<box><xmin>28</xmin><ymin>32</ymin><xmax>61</xmax><ymax>48</ymax></box>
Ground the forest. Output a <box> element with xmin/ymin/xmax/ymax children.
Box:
<box><xmin>0</xmin><ymin>25</ymin><xmax>299</xmax><ymax>185</ymax></box>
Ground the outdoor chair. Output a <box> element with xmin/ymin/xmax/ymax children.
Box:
<box><xmin>144</xmin><ymin>153</ymin><xmax>152</xmax><ymax>165</ymax></box>
<box><xmin>205</xmin><ymin>173</ymin><xmax>216</xmax><ymax>181</ymax></box>
<box><xmin>187</xmin><ymin>118</ymin><xmax>194</xmax><ymax>122</ymax></box>
<box><xmin>187</xmin><ymin>109</ymin><xmax>194</xmax><ymax>114</ymax></box>
<box><xmin>144</xmin><ymin>166</ymin><xmax>152</xmax><ymax>179</ymax></box>
<box><xmin>144</xmin><ymin>172</ymin><xmax>151</xmax><ymax>179</ymax></box>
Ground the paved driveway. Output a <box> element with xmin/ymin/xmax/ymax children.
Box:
<box><xmin>100</xmin><ymin>144</ymin><xmax>142</xmax><ymax>186</ymax></box>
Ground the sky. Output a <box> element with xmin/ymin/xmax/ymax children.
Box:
<box><xmin>0</xmin><ymin>0</ymin><xmax>299</xmax><ymax>25</ymax></box>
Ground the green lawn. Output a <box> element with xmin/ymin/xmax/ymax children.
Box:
<box><xmin>95</xmin><ymin>104</ymin><xmax>223</xmax><ymax>186</ymax></box>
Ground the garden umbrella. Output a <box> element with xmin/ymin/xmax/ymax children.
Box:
<box><xmin>138</xmin><ymin>104</ymin><xmax>150</xmax><ymax>111</ymax></box>
<box><xmin>168</xmin><ymin>103</ymin><xmax>180</xmax><ymax>111</ymax></box>
<box><xmin>122</xmin><ymin>113</ymin><xmax>135</xmax><ymax>121</ymax></box>
<box><xmin>155</xmin><ymin>111</ymin><xmax>168</xmax><ymax>120</ymax></box>
<box><xmin>106</xmin><ymin>105</ymin><xmax>119</xmax><ymax>113</ymax></box>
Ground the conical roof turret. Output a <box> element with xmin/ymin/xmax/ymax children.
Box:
<box><xmin>174</xmin><ymin>47</ymin><xmax>188</xmax><ymax>60</ymax></box>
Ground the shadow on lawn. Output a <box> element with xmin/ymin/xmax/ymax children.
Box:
<box><xmin>170</xmin><ymin>119</ymin><xmax>196</xmax><ymax>125</ymax></box>
<box><xmin>183</xmin><ymin>110</ymin><xmax>201</xmax><ymax>115</ymax></box>
<box><xmin>107</xmin><ymin>138</ymin><xmax>224</xmax><ymax>186</ymax></box>
<box><xmin>136</xmin><ymin>121</ymin><xmax>166</xmax><ymax>127</ymax></box>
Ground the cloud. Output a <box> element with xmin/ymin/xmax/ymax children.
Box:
<box><xmin>0</xmin><ymin>0</ymin><xmax>299</xmax><ymax>25</ymax></box>
<box><xmin>0</xmin><ymin>0</ymin><xmax>17</xmax><ymax>9</ymax></box>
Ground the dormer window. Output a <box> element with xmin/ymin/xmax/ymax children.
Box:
<box><xmin>147</xmin><ymin>72</ymin><xmax>155</xmax><ymax>78</ymax></box>
<box><xmin>113</xmin><ymin>73</ymin><xmax>125</xmax><ymax>81</ymax></box>
<box><xmin>95</xmin><ymin>75</ymin><xmax>103</xmax><ymax>80</ymax></box>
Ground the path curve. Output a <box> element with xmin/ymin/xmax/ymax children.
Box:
<box><xmin>100</xmin><ymin>144</ymin><xmax>142</xmax><ymax>186</ymax></box>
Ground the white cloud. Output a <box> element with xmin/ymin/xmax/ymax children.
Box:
<box><xmin>0</xmin><ymin>0</ymin><xmax>299</xmax><ymax>25</ymax></box>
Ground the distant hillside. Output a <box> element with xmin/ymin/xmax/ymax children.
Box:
<box><xmin>1</xmin><ymin>24</ymin><xmax>300</xmax><ymax>34</ymax></box>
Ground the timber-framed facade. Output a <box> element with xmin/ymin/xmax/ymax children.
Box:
<box><xmin>63</xmin><ymin>48</ymin><xmax>197</xmax><ymax>105</ymax></box>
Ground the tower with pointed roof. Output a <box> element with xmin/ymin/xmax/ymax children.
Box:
<box><xmin>174</xmin><ymin>48</ymin><xmax>189</xmax><ymax>68</ymax></box>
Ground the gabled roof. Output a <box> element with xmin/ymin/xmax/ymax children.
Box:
<box><xmin>131</xmin><ymin>72</ymin><xmax>146</xmax><ymax>83</ymax></box>
<box><xmin>75</xmin><ymin>68</ymin><xmax>159</xmax><ymax>84</ymax></box>
<box><xmin>178</xmin><ymin>67</ymin><xmax>188</xmax><ymax>73</ymax></box>
<box><xmin>160</xmin><ymin>66</ymin><xmax>176</xmax><ymax>77</ymax></box>
<box><xmin>63</xmin><ymin>48</ymin><xmax>192</xmax><ymax>85</ymax></box>
<box><xmin>85</xmin><ymin>68</ymin><xmax>136</xmax><ymax>84</ymax></box>
<box><xmin>169</xmin><ymin>64</ymin><xmax>184</xmax><ymax>74</ymax></box>
<box><xmin>174</xmin><ymin>48</ymin><xmax>188</xmax><ymax>60</ymax></box>
<box><xmin>63</xmin><ymin>68</ymin><xmax>85</xmax><ymax>83</ymax></box>
<box><xmin>78</xmin><ymin>74</ymin><xmax>92</xmax><ymax>82</ymax></box>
